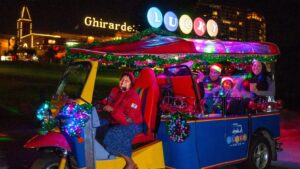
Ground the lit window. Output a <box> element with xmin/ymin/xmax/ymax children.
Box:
<box><xmin>239</xmin><ymin>22</ymin><xmax>243</xmax><ymax>26</ymax></box>
<box><xmin>48</xmin><ymin>39</ymin><xmax>56</xmax><ymax>44</ymax></box>
<box><xmin>223</xmin><ymin>20</ymin><xmax>231</xmax><ymax>24</ymax></box>
<box><xmin>212</xmin><ymin>11</ymin><xmax>218</xmax><ymax>16</ymax></box>
<box><xmin>229</xmin><ymin>37</ymin><xmax>237</xmax><ymax>40</ymax></box>
<box><xmin>229</xmin><ymin>27</ymin><xmax>237</xmax><ymax>31</ymax></box>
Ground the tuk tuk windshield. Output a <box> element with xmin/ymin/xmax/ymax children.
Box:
<box><xmin>56</xmin><ymin>62</ymin><xmax>91</xmax><ymax>100</ymax></box>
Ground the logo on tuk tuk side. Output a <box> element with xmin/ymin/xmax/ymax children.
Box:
<box><xmin>226</xmin><ymin>123</ymin><xmax>247</xmax><ymax>147</ymax></box>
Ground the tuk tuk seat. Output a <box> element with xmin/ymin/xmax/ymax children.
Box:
<box><xmin>132</xmin><ymin>68</ymin><xmax>160</xmax><ymax>144</ymax></box>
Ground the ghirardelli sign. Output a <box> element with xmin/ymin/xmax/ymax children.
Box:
<box><xmin>83</xmin><ymin>16</ymin><xmax>136</xmax><ymax>33</ymax></box>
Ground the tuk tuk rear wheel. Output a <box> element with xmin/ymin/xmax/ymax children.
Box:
<box><xmin>30</xmin><ymin>153</ymin><xmax>69</xmax><ymax>169</ymax></box>
<box><xmin>245</xmin><ymin>135</ymin><xmax>271</xmax><ymax>169</ymax></box>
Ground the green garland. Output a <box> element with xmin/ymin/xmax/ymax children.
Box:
<box><xmin>65</xmin><ymin>52</ymin><xmax>278</xmax><ymax>65</ymax></box>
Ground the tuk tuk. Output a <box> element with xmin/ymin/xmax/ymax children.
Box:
<box><xmin>24</xmin><ymin>30</ymin><xmax>281</xmax><ymax>169</ymax></box>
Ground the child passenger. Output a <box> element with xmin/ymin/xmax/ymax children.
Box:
<box><xmin>212</xmin><ymin>76</ymin><xmax>253</xmax><ymax>115</ymax></box>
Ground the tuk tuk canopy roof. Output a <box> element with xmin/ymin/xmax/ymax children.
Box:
<box><xmin>71</xmin><ymin>34</ymin><xmax>280</xmax><ymax>56</ymax></box>
<box><xmin>68</xmin><ymin>29</ymin><xmax>280</xmax><ymax>64</ymax></box>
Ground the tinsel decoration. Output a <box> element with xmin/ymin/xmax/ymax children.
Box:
<box><xmin>56</xmin><ymin>102</ymin><xmax>93</xmax><ymax>137</ymax></box>
<box><xmin>36</xmin><ymin>101</ymin><xmax>51</xmax><ymax>120</ymax></box>
<box><xmin>39</xmin><ymin>119</ymin><xmax>55</xmax><ymax>135</ymax></box>
<box><xmin>166</xmin><ymin>113</ymin><xmax>191</xmax><ymax>142</ymax></box>
<box><xmin>36</xmin><ymin>101</ymin><xmax>56</xmax><ymax>134</ymax></box>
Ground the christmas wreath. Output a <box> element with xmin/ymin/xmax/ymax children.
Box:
<box><xmin>166</xmin><ymin>113</ymin><xmax>190</xmax><ymax>142</ymax></box>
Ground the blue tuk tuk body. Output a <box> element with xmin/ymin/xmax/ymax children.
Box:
<box><xmin>158</xmin><ymin>113</ymin><xmax>280</xmax><ymax>169</ymax></box>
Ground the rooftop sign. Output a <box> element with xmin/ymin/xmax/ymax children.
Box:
<box><xmin>147</xmin><ymin>7</ymin><xmax>218</xmax><ymax>37</ymax></box>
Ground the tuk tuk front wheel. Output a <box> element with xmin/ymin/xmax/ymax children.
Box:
<box><xmin>245</xmin><ymin>135</ymin><xmax>272</xmax><ymax>169</ymax></box>
<box><xmin>30</xmin><ymin>153</ymin><xmax>69</xmax><ymax>169</ymax></box>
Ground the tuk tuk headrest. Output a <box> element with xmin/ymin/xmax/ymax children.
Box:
<box><xmin>135</xmin><ymin>68</ymin><xmax>156</xmax><ymax>88</ymax></box>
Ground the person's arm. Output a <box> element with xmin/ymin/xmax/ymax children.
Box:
<box><xmin>110</xmin><ymin>93</ymin><xmax>141</xmax><ymax>125</ymax></box>
<box><xmin>255</xmin><ymin>77</ymin><xmax>275</xmax><ymax>97</ymax></box>
<box><xmin>233</xmin><ymin>77</ymin><xmax>244</xmax><ymax>91</ymax></box>
<box><xmin>211</xmin><ymin>85</ymin><xmax>221</xmax><ymax>96</ymax></box>
<box><xmin>110</xmin><ymin>106</ymin><xmax>128</xmax><ymax>125</ymax></box>
<box><xmin>198</xmin><ymin>82</ymin><xmax>205</xmax><ymax>99</ymax></box>
<box><xmin>100</xmin><ymin>87</ymin><xmax>119</xmax><ymax>106</ymax></box>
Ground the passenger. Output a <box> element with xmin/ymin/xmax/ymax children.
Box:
<box><xmin>202</xmin><ymin>63</ymin><xmax>223</xmax><ymax>114</ymax></box>
<box><xmin>211</xmin><ymin>77</ymin><xmax>235</xmax><ymax>113</ymax></box>
<box><xmin>212</xmin><ymin>76</ymin><xmax>253</xmax><ymax>115</ymax></box>
<box><xmin>97</xmin><ymin>72</ymin><xmax>142</xmax><ymax>169</ymax></box>
<box><xmin>250</xmin><ymin>60</ymin><xmax>275</xmax><ymax>100</ymax></box>
<box><xmin>203</xmin><ymin>63</ymin><xmax>223</xmax><ymax>95</ymax></box>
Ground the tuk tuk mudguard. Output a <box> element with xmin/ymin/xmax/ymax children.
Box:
<box><xmin>24</xmin><ymin>131</ymin><xmax>88</xmax><ymax>168</ymax></box>
<box><xmin>24</xmin><ymin>132</ymin><xmax>71</xmax><ymax>151</ymax></box>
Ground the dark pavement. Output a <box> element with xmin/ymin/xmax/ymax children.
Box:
<box><xmin>1</xmin><ymin>111</ymin><xmax>300</xmax><ymax>169</ymax></box>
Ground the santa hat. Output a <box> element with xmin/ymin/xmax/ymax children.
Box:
<box><xmin>210</xmin><ymin>63</ymin><xmax>223</xmax><ymax>73</ymax></box>
<box><xmin>221</xmin><ymin>76</ymin><xmax>234</xmax><ymax>85</ymax></box>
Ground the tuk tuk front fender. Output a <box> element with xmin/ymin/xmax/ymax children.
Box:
<box><xmin>24</xmin><ymin>132</ymin><xmax>71</xmax><ymax>151</ymax></box>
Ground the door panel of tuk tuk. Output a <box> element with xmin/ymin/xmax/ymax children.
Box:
<box><xmin>224</xmin><ymin>115</ymin><xmax>249</xmax><ymax>163</ymax></box>
<box><xmin>158</xmin><ymin>117</ymin><xmax>227</xmax><ymax>169</ymax></box>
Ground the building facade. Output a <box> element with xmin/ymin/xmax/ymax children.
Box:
<box><xmin>0</xmin><ymin>34</ymin><xmax>15</xmax><ymax>56</ymax></box>
<box><xmin>16</xmin><ymin>6</ymin><xmax>136</xmax><ymax>61</ymax></box>
<box><xmin>194</xmin><ymin>2</ymin><xmax>266</xmax><ymax>42</ymax></box>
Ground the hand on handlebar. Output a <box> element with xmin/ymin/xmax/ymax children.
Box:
<box><xmin>103</xmin><ymin>105</ymin><xmax>114</xmax><ymax>112</ymax></box>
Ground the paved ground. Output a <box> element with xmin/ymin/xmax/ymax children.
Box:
<box><xmin>1</xmin><ymin>110</ymin><xmax>300</xmax><ymax>169</ymax></box>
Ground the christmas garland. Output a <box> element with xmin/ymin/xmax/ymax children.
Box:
<box><xmin>36</xmin><ymin>101</ymin><xmax>93</xmax><ymax>137</ymax></box>
<box><xmin>36</xmin><ymin>101</ymin><xmax>56</xmax><ymax>134</ymax></box>
<box><xmin>56</xmin><ymin>102</ymin><xmax>93</xmax><ymax>137</ymax></box>
<box><xmin>65</xmin><ymin>52</ymin><xmax>278</xmax><ymax>66</ymax></box>
<box><xmin>166</xmin><ymin>113</ymin><xmax>191</xmax><ymax>142</ymax></box>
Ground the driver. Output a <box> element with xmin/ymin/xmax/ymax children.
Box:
<box><xmin>97</xmin><ymin>72</ymin><xmax>142</xmax><ymax>169</ymax></box>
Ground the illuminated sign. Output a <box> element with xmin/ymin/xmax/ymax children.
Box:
<box><xmin>147</xmin><ymin>7</ymin><xmax>163</xmax><ymax>28</ymax></box>
<box><xmin>194</xmin><ymin>17</ymin><xmax>206</xmax><ymax>36</ymax></box>
<box><xmin>179</xmin><ymin>15</ymin><xmax>193</xmax><ymax>34</ymax></box>
<box><xmin>147</xmin><ymin>7</ymin><xmax>218</xmax><ymax>37</ymax></box>
<box><xmin>207</xmin><ymin>19</ymin><xmax>218</xmax><ymax>37</ymax></box>
<box><xmin>164</xmin><ymin>11</ymin><xmax>178</xmax><ymax>32</ymax></box>
<box><xmin>84</xmin><ymin>16</ymin><xmax>135</xmax><ymax>32</ymax></box>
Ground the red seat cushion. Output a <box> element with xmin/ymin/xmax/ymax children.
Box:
<box><xmin>132</xmin><ymin>68</ymin><xmax>159</xmax><ymax>144</ymax></box>
<box><xmin>132</xmin><ymin>132</ymin><xmax>155</xmax><ymax>144</ymax></box>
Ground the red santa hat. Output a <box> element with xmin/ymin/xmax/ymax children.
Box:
<box><xmin>210</xmin><ymin>63</ymin><xmax>223</xmax><ymax>73</ymax></box>
<box><xmin>221</xmin><ymin>76</ymin><xmax>234</xmax><ymax>85</ymax></box>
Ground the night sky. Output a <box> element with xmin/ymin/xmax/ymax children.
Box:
<box><xmin>0</xmin><ymin>0</ymin><xmax>300</xmax><ymax>110</ymax></box>
<box><xmin>0</xmin><ymin>0</ymin><xmax>269</xmax><ymax>35</ymax></box>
